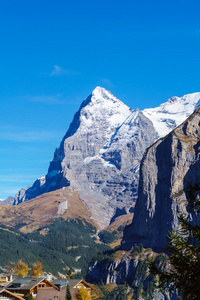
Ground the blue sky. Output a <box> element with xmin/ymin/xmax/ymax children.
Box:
<box><xmin>0</xmin><ymin>0</ymin><xmax>200</xmax><ymax>199</ymax></box>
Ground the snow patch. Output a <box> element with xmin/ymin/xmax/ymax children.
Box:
<box><xmin>143</xmin><ymin>92</ymin><xmax>200</xmax><ymax>137</ymax></box>
<box><xmin>84</xmin><ymin>155</ymin><xmax>114</xmax><ymax>168</ymax></box>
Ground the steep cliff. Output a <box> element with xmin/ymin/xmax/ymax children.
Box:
<box><xmin>87</xmin><ymin>248</ymin><xmax>179</xmax><ymax>300</ymax></box>
<box><xmin>123</xmin><ymin>105</ymin><xmax>200</xmax><ymax>251</ymax></box>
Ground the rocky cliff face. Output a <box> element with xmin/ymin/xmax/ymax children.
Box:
<box><xmin>14</xmin><ymin>87</ymin><xmax>158</xmax><ymax>226</ymax></box>
<box><xmin>87</xmin><ymin>249</ymin><xmax>179</xmax><ymax>300</ymax></box>
<box><xmin>123</xmin><ymin>106</ymin><xmax>200</xmax><ymax>251</ymax></box>
<box><xmin>13</xmin><ymin>88</ymin><xmax>200</xmax><ymax>227</ymax></box>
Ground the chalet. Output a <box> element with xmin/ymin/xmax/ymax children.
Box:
<box><xmin>0</xmin><ymin>274</ymin><xmax>13</xmax><ymax>288</ymax></box>
<box><xmin>36</xmin><ymin>279</ymin><xmax>93</xmax><ymax>300</ymax></box>
<box><xmin>6</xmin><ymin>278</ymin><xmax>58</xmax><ymax>299</ymax></box>
<box><xmin>0</xmin><ymin>288</ymin><xmax>25</xmax><ymax>300</ymax></box>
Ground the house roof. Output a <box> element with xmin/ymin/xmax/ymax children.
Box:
<box><xmin>36</xmin><ymin>279</ymin><xmax>93</xmax><ymax>300</ymax></box>
<box><xmin>0</xmin><ymin>288</ymin><xmax>25</xmax><ymax>300</ymax></box>
<box><xmin>53</xmin><ymin>279</ymin><xmax>93</xmax><ymax>289</ymax></box>
<box><xmin>6</xmin><ymin>277</ymin><xmax>58</xmax><ymax>291</ymax></box>
<box><xmin>53</xmin><ymin>279</ymin><xmax>80</xmax><ymax>288</ymax></box>
<box><xmin>36</xmin><ymin>287</ymin><xmax>77</xmax><ymax>300</ymax></box>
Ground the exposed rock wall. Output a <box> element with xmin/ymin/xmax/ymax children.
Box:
<box><xmin>123</xmin><ymin>106</ymin><xmax>200</xmax><ymax>251</ymax></box>
<box><xmin>87</xmin><ymin>251</ymin><xmax>178</xmax><ymax>300</ymax></box>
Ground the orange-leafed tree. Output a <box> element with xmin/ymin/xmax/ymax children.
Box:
<box><xmin>30</xmin><ymin>261</ymin><xmax>44</xmax><ymax>277</ymax></box>
<box><xmin>13</xmin><ymin>260</ymin><xmax>29</xmax><ymax>277</ymax></box>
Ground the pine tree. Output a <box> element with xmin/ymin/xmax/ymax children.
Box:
<box><xmin>66</xmin><ymin>284</ymin><xmax>72</xmax><ymax>300</ymax></box>
<box><xmin>150</xmin><ymin>183</ymin><xmax>200</xmax><ymax>300</ymax></box>
<box><xmin>27</xmin><ymin>294</ymin><xmax>34</xmax><ymax>300</ymax></box>
<box><xmin>67</xmin><ymin>268</ymin><xmax>74</xmax><ymax>279</ymax></box>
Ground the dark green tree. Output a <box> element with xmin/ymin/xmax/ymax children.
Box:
<box><xmin>67</xmin><ymin>268</ymin><xmax>74</xmax><ymax>279</ymax></box>
<box><xmin>66</xmin><ymin>284</ymin><xmax>72</xmax><ymax>300</ymax></box>
<box><xmin>27</xmin><ymin>294</ymin><xmax>34</xmax><ymax>300</ymax></box>
<box><xmin>150</xmin><ymin>183</ymin><xmax>200</xmax><ymax>300</ymax></box>
<box><xmin>134</xmin><ymin>282</ymin><xmax>143</xmax><ymax>300</ymax></box>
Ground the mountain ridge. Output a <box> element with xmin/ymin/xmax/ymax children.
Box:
<box><xmin>9</xmin><ymin>87</ymin><xmax>200</xmax><ymax>228</ymax></box>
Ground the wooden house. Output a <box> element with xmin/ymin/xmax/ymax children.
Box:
<box><xmin>0</xmin><ymin>274</ymin><xmax>13</xmax><ymax>288</ymax></box>
<box><xmin>6</xmin><ymin>278</ymin><xmax>58</xmax><ymax>299</ymax></box>
<box><xmin>0</xmin><ymin>288</ymin><xmax>25</xmax><ymax>300</ymax></box>
<box><xmin>36</xmin><ymin>279</ymin><xmax>93</xmax><ymax>300</ymax></box>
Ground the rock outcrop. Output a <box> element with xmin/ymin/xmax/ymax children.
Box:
<box><xmin>123</xmin><ymin>106</ymin><xmax>200</xmax><ymax>251</ymax></box>
<box><xmin>87</xmin><ymin>250</ymin><xmax>178</xmax><ymax>300</ymax></box>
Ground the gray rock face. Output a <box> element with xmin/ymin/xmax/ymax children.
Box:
<box><xmin>13</xmin><ymin>174</ymin><xmax>69</xmax><ymax>205</ymax></box>
<box><xmin>87</xmin><ymin>253</ymin><xmax>178</xmax><ymax>300</ymax></box>
<box><xmin>123</xmin><ymin>106</ymin><xmax>200</xmax><ymax>251</ymax></box>
<box><xmin>12</xmin><ymin>87</ymin><xmax>200</xmax><ymax>228</ymax></box>
<box><xmin>13</xmin><ymin>87</ymin><xmax>157</xmax><ymax>227</ymax></box>
<box><xmin>0</xmin><ymin>196</ymin><xmax>15</xmax><ymax>205</ymax></box>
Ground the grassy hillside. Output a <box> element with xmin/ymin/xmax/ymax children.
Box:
<box><xmin>0</xmin><ymin>188</ymin><xmax>97</xmax><ymax>233</ymax></box>
<box><xmin>0</xmin><ymin>218</ymin><xmax>109</xmax><ymax>277</ymax></box>
<box><xmin>0</xmin><ymin>187</ymin><xmax>131</xmax><ymax>278</ymax></box>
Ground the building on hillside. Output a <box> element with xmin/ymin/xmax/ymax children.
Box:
<box><xmin>0</xmin><ymin>288</ymin><xmax>25</xmax><ymax>300</ymax></box>
<box><xmin>42</xmin><ymin>272</ymin><xmax>56</xmax><ymax>281</ymax></box>
<box><xmin>0</xmin><ymin>274</ymin><xmax>13</xmax><ymax>288</ymax></box>
<box><xmin>6</xmin><ymin>277</ymin><xmax>58</xmax><ymax>299</ymax></box>
<box><xmin>36</xmin><ymin>279</ymin><xmax>93</xmax><ymax>300</ymax></box>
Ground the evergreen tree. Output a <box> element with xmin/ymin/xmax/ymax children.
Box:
<box><xmin>66</xmin><ymin>284</ymin><xmax>72</xmax><ymax>300</ymax></box>
<box><xmin>150</xmin><ymin>183</ymin><xmax>200</xmax><ymax>300</ymax></box>
<box><xmin>67</xmin><ymin>268</ymin><xmax>74</xmax><ymax>279</ymax></box>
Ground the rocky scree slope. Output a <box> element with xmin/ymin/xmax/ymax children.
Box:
<box><xmin>123</xmin><ymin>105</ymin><xmax>200</xmax><ymax>251</ymax></box>
<box><xmin>12</xmin><ymin>88</ymin><xmax>200</xmax><ymax>228</ymax></box>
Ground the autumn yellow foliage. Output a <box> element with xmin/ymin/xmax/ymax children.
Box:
<box><xmin>76</xmin><ymin>287</ymin><xmax>92</xmax><ymax>300</ymax></box>
<box><xmin>13</xmin><ymin>260</ymin><xmax>29</xmax><ymax>277</ymax></box>
<box><xmin>30</xmin><ymin>261</ymin><xmax>44</xmax><ymax>277</ymax></box>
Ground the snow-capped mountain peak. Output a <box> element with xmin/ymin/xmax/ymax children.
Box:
<box><xmin>12</xmin><ymin>88</ymin><xmax>200</xmax><ymax>228</ymax></box>
<box><xmin>143</xmin><ymin>92</ymin><xmax>200</xmax><ymax>137</ymax></box>
<box><xmin>79</xmin><ymin>86</ymin><xmax>132</xmax><ymax>130</ymax></box>
<box><xmin>91</xmin><ymin>86</ymin><xmax>114</xmax><ymax>99</ymax></box>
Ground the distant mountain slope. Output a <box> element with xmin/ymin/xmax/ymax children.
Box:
<box><xmin>123</xmin><ymin>105</ymin><xmax>200</xmax><ymax>251</ymax></box>
<box><xmin>0</xmin><ymin>196</ymin><xmax>14</xmax><ymax>205</ymax></box>
<box><xmin>12</xmin><ymin>88</ymin><xmax>200</xmax><ymax>227</ymax></box>
<box><xmin>0</xmin><ymin>187</ymin><xmax>96</xmax><ymax>233</ymax></box>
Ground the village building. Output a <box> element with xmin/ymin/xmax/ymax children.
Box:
<box><xmin>4</xmin><ymin>277</ymin><xmax>93</xmax><ymax>300</ymax></box>
<box><xmin>6</xmin><ymin>277</ymin><xmax>58</xmax><ymax>299</ymax></box>
<box><xmin>0</xmin><ymin>274</ymin><xmax>13</xmax><ymax>288</ymax></box>
<box><xmin>0</xmin><ymin>288</ymin><xmax>25</xmax><ymax>300</ymax></box>
<box><xmin>36</xmin><ymin>279</ymin><xmax>93</xmax><ymax>300</ymax></box>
